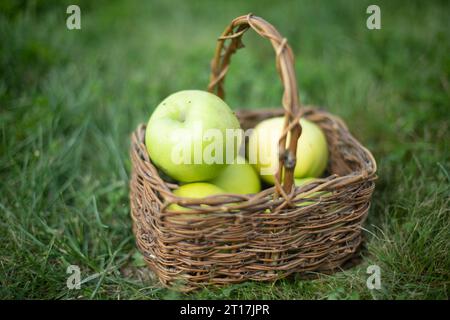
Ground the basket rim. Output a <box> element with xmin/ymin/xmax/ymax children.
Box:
<box><xmin>130</xmin><ymin>106</ymin><xmax>377</xmax><ymax>209</ymax></box>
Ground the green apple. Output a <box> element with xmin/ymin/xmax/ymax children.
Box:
<box><xmin>294</xmin><ymin>177</ymin><xmax>316</xmax><ymax>186</ymax></box>
<box><xmin>145</xmin><ymin>90</ymin><xmax>242</xmax><ymax>182</ymax></box>
<box><xmin>168</xmin><ymin>182</ymin><xmax>225</xmax><ymax>213</ymax></box>
<box><xmin>248</xmin><ymin>117</ymin><xmax>328</xmax><ymax>184</ymax></box>
<box><xmin>295</xmin><ymin>177</ymin><xmax>330</xmax><ymax>206</ymax></box>
<box><xmin>210</xmin><ymin>155</ymin><xmax>261</xmax><ymax>194</ymax></box>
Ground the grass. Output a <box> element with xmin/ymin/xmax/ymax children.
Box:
<box><xmin>0</xmin><ymin>0</ymin><xmax>449</xmax><ymax>299</ymax></box>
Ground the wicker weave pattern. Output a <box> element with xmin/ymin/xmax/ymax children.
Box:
<box><xmin>129</xmin><ymin>15</ymin><xmax>377</xmax><ymax>291</ymax></box>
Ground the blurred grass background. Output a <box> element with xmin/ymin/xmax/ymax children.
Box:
<box><xmin>0</xmin><ymin>0</ymin><xmax>449</xmax><ymax>299</ymax></box>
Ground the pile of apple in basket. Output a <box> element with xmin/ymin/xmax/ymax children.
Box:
<box><xmin>144</xmin><ymin>89</ymin><xmax>329</xmax><ymax>204</ymax></box>
<box><xmin>129</xmin><ymin>15</ymin><xmax>376</xmax><ymax>290</ymax></box>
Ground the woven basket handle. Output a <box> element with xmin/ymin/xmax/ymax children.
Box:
<box><xmin>207</xmin><ymin>14</ymin><xmax>302</xmax><ymax>195</ymax></box>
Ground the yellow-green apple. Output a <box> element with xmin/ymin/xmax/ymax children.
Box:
<box><xmin>145</xmin><ymin>90</ymin><xmax>242</xmax><ymax>182</ymax></box>
<box><xmin>295</xmin><ymin>177</ymin><xmax>316</xmax><ymax>186</ymax></box>
<box><xmin>167</xmin><ymin>182</ymin><xmax>225</xmax><ymax>225</ymax></box>
<box><xmin>295</xmin><ymin>177</ymin><xmax>330</xmax><ymax>206</ymax></box>
<box><xmin>248</xmin><ymin>117</ymin><xmax>328</xmax><ymax>184</ymax></box>
<box><xmin>210</xmin><ymin>155</ymin><xmax>261</xmax><ymax>194</ymax></box>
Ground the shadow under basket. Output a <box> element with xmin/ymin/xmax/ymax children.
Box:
<box><xmin>129</xmin><ymin>15</ymin><xmax>377</xmax><ymax>291</ymax></box>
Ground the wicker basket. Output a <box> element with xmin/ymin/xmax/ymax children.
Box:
<box><xmin>129</xmin><ymin>14</ymin><xmax>377</xmax><ymax>291</ymax></box>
